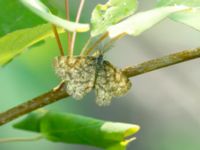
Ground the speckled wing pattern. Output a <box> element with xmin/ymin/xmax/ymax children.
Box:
<box><xmin>95</xmin><ymin>60</ymin><xmax>132</xmax><ymax>106</ymax></box>
<box><xmin>54</xmin><ymin>56</ymin><xmax>97</xmax><ymax>99</ymax></box>
<box><xmin>54</xmin><ymin>56</ymin><xmax>131</xmax><ymax>106</ymax></box>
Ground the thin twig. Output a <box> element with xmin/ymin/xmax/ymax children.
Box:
<box><xmin>83</xmin><ymin>32</ymin><xmax>109</xmax><ymax>55</ymax></box>
<box><xmin>1</xmin><ymin>48</ymin><xmax>200</xmax><ymax>126</ymax></box>
<box><xmin>70</xmin><ymin>0</ymin><xmax>85</xmax><ymax>56</ymax></box>
<box><xmin>65</xmin><ymin>0</ymin><xmax>72</xmax><ymax>55</ymax></box>
<box><xmin>65</xmin><ymin>0</ymin><xmax>71</xmax><ymax>55</ymax></box>
<box><xmin>0</xmin><ymin>135</ymin><xmax>43</xmax><ymax>143</ymax></box>
<box><xmin>102</xmin><ymin>33</ymin><xmax>126</xmax><ymax>54</ymax></box>
<box><xmin>52</xmin><ymin>25</ymin><xmax>65</xmax><ymax>56</ymax></box>
<box><xmin>80</xmin><ymin>36</ymin><xmax>92</xmax><ymax>55</ymax></box>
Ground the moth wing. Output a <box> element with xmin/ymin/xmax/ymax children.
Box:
<box><xmin>95</xmin><ymin>61</ymin><xmax>131</xmax><ymax>106</ymax></box>
<box><xmin>54</xmin><ymin>56</ymin><xmax>96</xmax><ymax>99</ymax></box>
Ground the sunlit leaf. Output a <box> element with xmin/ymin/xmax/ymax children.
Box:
<box><xmin>91</xmin><ymin>0</ymin><xmax>138</xmax><ymax>37</ymax></box>
<box><xmin>157</xmin><ymin>0</ymin><xmax>200</xmax><ymax>7</ymax></box>
<box><xmin>0</xmin><ymin>24</ymin><xmax>65</xmax><ymax>66</ymax></box>
<box><xmin>157</xmin><ymin>0</ymin><xmax>200</xmax><ymax>31</ymax></box>
<box><xmin>13</xmin><ymin>111</ymin><xmax>140</xmax><ymax>149</ymax></box>
<box><xmin>108</xmin><ymin>6</ymin><xmax>189</xmax><ymax>38</ymax></box>
<box><xmin>20</xmin><ymin>0</ymin><xmax>90</xmax><ymax>32</ymax></box>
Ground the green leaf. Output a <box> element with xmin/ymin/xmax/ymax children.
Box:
<box><xmin>108</xmin><ymin>6</ymin><xmax>189</xmax><ymax>38</ymax></box>
<box><xmin>0</xmin><ymin>0</ymin><xmax>45</xmax><ymax>37</ymax></box>
<box><xmin>13</xmin><ymin>109</ymin><xmax>47</xmax><ymax>132</ymax></box>
<box><xmin>157</xmin><ymin>0</ymin><xmax>200</xmax><ymax>31</ymax></box>
<box><xmin>91</xmin><ymin>0</ymin><xmax>138</xmax><ymax>37</ymax></box>
<box><xmin>157</xmin><ymin>0</ymin><xmax>200</xmax><ymax>7</ymax></box>
<box><xmin>14</xmin><ymin>111</ymin><xmax>140</xmax><ymax>150</ymax></box>
<box><xmin>106</xmin><ymin>142</ymin><xmax>129</xmax><ymax>150</ymax></box>
<box><xmin>0</xmin><ymin>23</ymin><xmax>65</xmax><ymax>66</ymax></box>
<box><xmin>20</xmin><ymin>0</ymin><xmax>89</xmax><ymax>32</ymax></box>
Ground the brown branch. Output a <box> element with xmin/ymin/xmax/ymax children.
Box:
<box><xmin>0</xmin><ymin>83</ymin><xmax>68</xmax><ymax>126</ymax></box>
<box><xmin>122</xmin><ymin>47</ymin><xmax>200</xmax><ymax>78</ymax></box>
<box><xmin>1</xmin><ymin>47</ymin><xmax>200</xmax><ymax>126</ymax></box>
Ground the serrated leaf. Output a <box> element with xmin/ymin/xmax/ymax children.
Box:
<box><xmin>157</xmin><ymin>0</ymin><xmax>200</xmax><ymax>31</ymax></box>
<box><xmin>108</xmin><ymin>6</ymin><xmax>189</xmax><ymax>38</ymax></box>
<box><xmin>13</xmin><ymin>111</ymin><xmax>140</xmax><ymax>149</ymax></box>
<box><xmin>0</xmin><ymin>24</ymin><xmax>65</xmax><ymax>67</ymax></box>
<box><xmin>91</xmin><ymin>0</ymin><xmax>138</xmax><ymax>37</ymax></box>
<box><xmin>20</xmin><ymin>0</ymin><xmax>89</xmax><ymax>32</ymax></box>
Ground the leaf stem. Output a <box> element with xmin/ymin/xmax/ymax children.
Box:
<box><xmin>65</xmin><ymin>0</ymin><xmax>72</xmax><ymax>56</ymax></box>
<box><xmin>52</xmin><ymin>25</ymin><xmax>65</xmax><ymax>56</ymax></box>
<box><xmin>80</xmin><ymin>36</ymin><xmax>92</xmax><ymax>55</ymax></box>
<box><xmin>1</xmin><ymin>48</ymin><xmax>200</xmax><ymax>126</ymax></box>
<box><xmin>102</xmin><ymin>33</ymin><xmax>126</xmax><ymax>54</ymax></box>
<box><xmin>70</xmin><ymin>0</ymin><xmax>85</xmax><ymax>56</ymax></box>
<box><xmin>0</xmin><ymin>135</ymin><xmax>43</xmax><ymax>143</ymax></box>
<box><xmin>83</xmin><ymin>32</ymin><xmax>109</xmax><ymax>55</ymax></box>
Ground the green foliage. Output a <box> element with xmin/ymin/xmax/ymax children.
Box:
<box><xmin>157</xmin><ymin>0</ymin><xmax>200</xmax><ymax>31</ymax></box>
<box><xmin>91</xmin><ymin>0</ymin><xmax>138</xmax><ymax>36</ymax></box>
<box><xmin>0</xmin><ymin>0</ymin><xmax>200</xmax><ymax>149</ymax></box>
<box><xmin>1</xmin><ymin>0</ymin><xmax>199</xmax><ymax>67</ymax></box>
<box><xmin>108</xmin><ymin>6</ymin><xmax>189</xmax><ymax>38</ymax></box>
<box><xmin>157</xmin><ymin>0</ymin><xmax>200</xmax><ymax>6</ymax></box>
<box><xmin>107</xmin><ymin>0</ymin><xmax>200</xmax><ymax>38</ymax></box>
<box><xmin>20</xmin><ymin>0</ymin><xmax>89</xmax><ymax>32</ymax></box>
<box><xmin>0</xmin><ymin>0</ymin><xmax>45</xmax><ymax>37</ymax></box>
<box><xmin>0</xmin><ymin>24</ymin><xmax>65</xmax><ymax>66</ymax></box>
<box><xmin>14</xmin><ymin>111</ymin><xmax>140</xmax><ymax>150</ymax></box>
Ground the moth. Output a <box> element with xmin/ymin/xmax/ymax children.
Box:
<box><xmin>54</xmin><ymin>54</ymin><xmax>131</xmax><ymax>106</ymax></box>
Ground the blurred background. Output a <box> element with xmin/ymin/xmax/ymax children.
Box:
<box><xmin>1</xmin><ymin>0</ymin><xmax>200</xmax><ymax>150</ymax></box>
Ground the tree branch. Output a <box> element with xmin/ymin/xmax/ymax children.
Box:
<box><xmin>122</xmin><ymin>47</ymin><xmax>200</xmax><ymax>78</ymax></box>
<box><xmin>0</xmin><ymin>83</ymin><xmax>68</xmax><ymax>126</ymax></box>
<box><xmin>0</xmin><ymin>47</ymin><xmax>200</xmax><ymax>126</ymax></box>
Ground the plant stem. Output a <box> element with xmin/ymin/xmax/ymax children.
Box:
<box><xmin>1</xmin><ymin>47</ymin><xmax>200</xmax><ymax>126</ymax></box>
<box><xmin>65</xmin><ymin>0</ymin><xmax>72</xmax><ymax>56</ymax></box>
<box><xmin>52</xmin><ymin>25</ymin><xmax>64</xmax><ymax>56</ymax></box>
<box><xmin>80</xmin><ymin>36</ymin><xmax>92</xmax><ymax>55</ymax></box>
<box><xmin>102</xmin><ymin>33</ymin><xmax>126</xmax><ymax>54</ymax></box>
<box><xmin>0</xmin><ymin>135</ymin><xmax>43</xmax><ymax>143</ymax></box>
<box><xmin>83</xmin><ymin>32</ymin><xmax>109</xmax><ymax>55</ymax></box>
<box><xmin>70</xmin><ymin>0</ymin><xmax>85</xmax><ymax>56</ymax></box>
